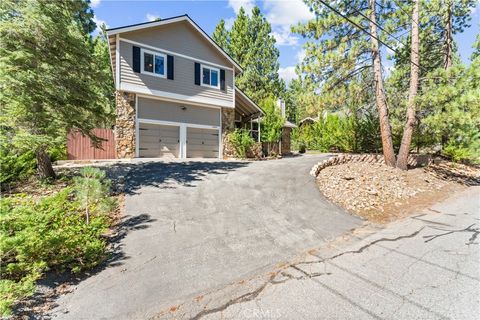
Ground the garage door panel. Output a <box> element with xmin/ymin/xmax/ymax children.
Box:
<box><xmin>139</xmin><ymin>123</ymin><xmax>179</xmax><ymax>158</ymax></box>
<box><xmin>187</xmin><ymin>151</ymin><xmax>219</xmax><ymax>158</ymax></box>
<box><xmin>140</xmin><ymin>136</ymin><xmax>179</xmax><ymax>144</ymax></box>
<box><xmin>187</xmin><ymin>127</ymin><xmax>219</xmax><ymax>158</ymax></box>
<box><xmin>187</xmin><ymin>138</ymin><xmax>218</xmax><ymax>146</ymax></box>
<box><xmin>187</xmin><ymin>144</ymin><xmax>220</xmax><ymax>151</ymax></box>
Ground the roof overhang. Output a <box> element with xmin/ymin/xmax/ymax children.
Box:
<box><xmin>106</xmin><ymin>14</ymin><xmax>243</xmax><ymax>73</ymax></box>
<box><xmin>283</xmin><ymin>120</ymin><xmax>297</xmax><ymax>128</ymax></box>
<box><xmin>235</xmin><ymin>87</ymin><xmax>264</xmax><ymax>120</ymax></box>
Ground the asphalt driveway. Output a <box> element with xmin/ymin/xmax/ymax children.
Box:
<box><xmin>51</xmin><ymin>154</ymin><xmax>362</xmax><ymax>319</ymax></box>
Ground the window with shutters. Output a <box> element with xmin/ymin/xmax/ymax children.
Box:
<box><xmin>141</xmin><ymin>48</ymin><xmax>166</xmax><ymax>78</ymax></box>
<box><xmin>201</xmin><ymin>64</ymin><xmax>220</xmax><ymax>89</ymax></box>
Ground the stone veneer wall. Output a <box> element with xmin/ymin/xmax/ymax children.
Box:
<box><xmin>221</xmin><ymin>107</ymin><xmax>235</xmax><ymax>157</ymax></box>
<box><xmin>115</xmin><ymin>91</ymin><xmax>136</xmax><ymax>159</ymax></box>
<box><xmin>281</xmin><ymin>127</ymin><xmax>292</xmax><ymax>155</ymax></box>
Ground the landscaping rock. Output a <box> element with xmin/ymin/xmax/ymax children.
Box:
<box><xmin>315</xmin><ymin>161</ymin><xmax>469</xmax><ymax>222</ymax></box>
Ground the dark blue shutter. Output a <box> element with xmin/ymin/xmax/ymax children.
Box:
<box><xmin>167</xmin><ymin>55</ymin><xmax>174</xmax><ymax>80</ymax></box>
<box><xmin>220</xmin><ymin>69</ymin><xmax>226</xmax><ymax>91</ymax></box>
<box><xmin>194</xmin><ymin>62</ymin><xmax>201</xmax><ymax>85</ymax></box>
<box><xmin>132</xmin><ymin>46</ymin><xmax>141</xmax><ymax>73</ymax></box>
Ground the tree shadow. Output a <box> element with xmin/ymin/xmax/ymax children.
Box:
<box><xmin>14</xmin><ymin>213</ymin><xmax>155</xmax><ymax>319</ymax></box>
<box><xmin>424</xmin><ymin>164</ymin><xmax>480</xmax><ymax>186</ymax></box>
<box><xmin>107</xmin><ymin>160</ymin><xmax>250</xmax><ymax>195</ymax></box>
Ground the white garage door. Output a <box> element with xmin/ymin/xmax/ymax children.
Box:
<box><xmin>187</xmin><ymin>127</ymin><xmax>219</xmax><ymax>158</ymax></box>
<box><xmin>139</xmin><ymin>123</ymin><xmax>179</xmax><ymax>158</ymax></box>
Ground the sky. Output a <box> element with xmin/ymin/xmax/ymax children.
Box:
<box><xmin>92</xmin><ymin>0</ymin><xmax>480</xmax><ymax>85</ymax></box>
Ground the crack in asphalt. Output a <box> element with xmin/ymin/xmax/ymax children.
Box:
<box><xmin>303</xmin><ymin>227</ymin><xmax>425</xmax><ymax>266</ymax></box>
<box><xmin>164</xmin><ymin>221</ymin><xmax>479</xmax><ymax>319</ymax></box>
<box><xmin>423</xmin><ymin>223</ymin><xmax>479</xmax><ymax>245</ymax></box>
<box><xmin>186</xmin><ymin>228</ymin><xmax>425</xmax><ymax>320</ymax></box>
<box><xmin>190</xmin><ymin>273</ymin><xmax>276</xmax><ymax>320</ymax></box>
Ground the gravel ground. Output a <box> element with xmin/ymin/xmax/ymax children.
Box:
<box><xmin>316</xmin><ymin>162</ymin><xmax>471</xmax><ymax>222</ymax></box>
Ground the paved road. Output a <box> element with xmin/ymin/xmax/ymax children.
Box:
<box><xmin>51</xmin><ymin>154</ymin><xmax>362</xmax><ymax>319</ymax></box>
<box><xmin>164</xmin><ymin>187</ymin><xmax>479</xmax><ymax>320</ymax></box>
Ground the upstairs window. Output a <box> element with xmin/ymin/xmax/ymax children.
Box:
<box><xmin>141</xmin><ymin>48</ymin><xmax>166</xmax><ymax>78</ymax></box>
<box><xmin>201</xmin><ymin>65</ymin><xmax>219</xmax><ymax>89</ymax></box>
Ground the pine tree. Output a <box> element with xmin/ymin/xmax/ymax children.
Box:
<box><xmin>212</xmin><ymin>19</ymin><xmax>230</xmax><ymax>53</ymax></box>
<box><xmin>293</xmin><ymin>0</ymin><xmax>397</xmax><ymax>165</ymax></box>
<box><xmin>212</xmin><ymin>6</ymin><xmax>284</xmax><ymax>104</ymax></box>
<box><xmin>0</xmin><ymin>0</ymin><xmax>111</xmax><ymax>178</ymax></box>
<box><xmin>387</xmin><ymin>0</ymin><xmax>477</xmax><ymax>155</ymax></box>
<box><xmin>229</xmin><ymin>7</ymin><xmax>250</xmax><ymax>67</ymax></box>
<box><xmin>396</xmin><ymin>0</ymin><xmax>420</xmax><ymax>169</ymax></box>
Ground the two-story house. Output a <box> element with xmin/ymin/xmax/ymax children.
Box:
<box><xmin>106</xmin><ymin>14</ymin><xmax>264</xmax><ymax>159</ymax></box>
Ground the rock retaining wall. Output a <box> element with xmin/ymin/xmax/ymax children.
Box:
<box><xmin>310</xmin><ymin>154</ymin><xmax>432</xmax><ymax>177</ymax></box>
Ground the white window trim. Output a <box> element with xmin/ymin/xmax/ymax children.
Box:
<box><xmin>200</xmin><ymin>64</ymin><xmax>220</xmax><ymax>90</ymax></box>
<box><xmin>140</xmin><ymin>48</ymin><xmax>167</xmax><ymax>78</ymax></box>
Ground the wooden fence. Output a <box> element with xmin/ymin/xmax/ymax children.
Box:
<box><xmin>67</xmin><ymin>129</ymin><xmax>116</xmax><ymax>160</ymax></box>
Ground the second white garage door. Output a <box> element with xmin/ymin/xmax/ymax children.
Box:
<box><xmin>186</xmin><ymin>127</ymin><xmax>219</xmax><ymax>158</ymax></box>
<box><xmin>139</xmin><ymin>123</ymin><xmax>179</xmax><ymax>158</ymax></box>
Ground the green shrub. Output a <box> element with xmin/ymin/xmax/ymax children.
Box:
<box><xmin>0</xmin><ymin>167</ymin><xmax>114</xmax><ymax>316</ymax></box>
<box><xmin>293</xmin><ymin>112</ymin><xmax>382</xmax><ymax>154</ymax></box>
<box><xmin>228</xmin><ymin>129</ymin><xmax>255</xmax><ymax>159</ymax></box>
<box><xmin>73</xmin><ymin>167</ymin><xmax>115</xmax><ymax>224</ymax></box>
<box><xmin>443</xmin><ymin>134</ymin><xmax>480</xmax><ymax>163</ymax></box>
<box><xmin>0</xmin><ymin>146</ymin><xmax>37</xmax><ymax>186</ymax></box>
<box><xmin>0</xmin><ymin>129</ymin><xmax>67</xmax><ymax>187</ymax></box>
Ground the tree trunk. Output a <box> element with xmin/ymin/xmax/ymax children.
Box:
<box><xmin>368</xmin><ymin>0</ymin><xmax>396</xmax><ymax>167</ymax></box>
<box><xmin>396</xmin><ymin>0</ymin><xmax>420</xmax><ymax>170</ymax></box>
<box><xmin>441</xmin><ymin>0</ymin><xmax>453</xmax><ymax>148</ymax></box>
<box><xmin>444</xmin><ymin>1</ymin><xmax>453</xmax><ymax>70</ymax></box>
<box><xmin>36</xmin><ymin>147</ymin><xmax>56</xmax><ymax>179</ymax></box>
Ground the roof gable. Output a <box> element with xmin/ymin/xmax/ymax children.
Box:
<box><xmin>107</xmin><ymin>15</ymin><xmax>241</xmax><ymax>71</ymax></box>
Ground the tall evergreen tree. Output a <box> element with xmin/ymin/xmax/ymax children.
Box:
<box><xmin>212</xmin><ymin>6</ymin><xmax>284</xmax><ymax>104</ymax></box>
<box><xmin>292</xmin><ymin>0</ymin><xmax>397</xmax><ymax>165</ymax></box>
<box><xmin>387</xmin><ymin>0</ymin><xmax>476</xmax><ymax>154</ymax></box>
<box><xmin>0</xmin><ymin>0</ymin><xmax>111</xmax><ymax>178</ymax></box>
<box><xmin>396</xmin><ymin>0</ymin><xmax>420</xmax><ymax>169</ymax></box>
<box><xmin>212</xmin><ymin>19</ymin><xmax>230</xmax><ymax>53</ymax></box>
<box><xmin>228</xmin><ymin>7</ymin><xmax>250</xmax><ymax>67</ymax></box>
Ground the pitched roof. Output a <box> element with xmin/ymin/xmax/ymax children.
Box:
<box><xmin>106</xmin><ymin>14</ymin><xmax>242</xmax><ymax>72</ymax></box>
<box><xmin>235</xmin><ymin>87</ymin><xmax>264</xmax><ymax>117</ymax></box>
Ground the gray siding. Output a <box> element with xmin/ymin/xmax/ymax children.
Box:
<box><xmin>120</xmin><ymin>40</ymin><xmax>233</xmax><ymax>104</ymax></box>
<box><xmin>121</xmin><ymin>20</ymin><xmax>231</xmax><ymax>66</ymax></box>
<box><xmin>138</xmin><ymin>97</ymin><xmax>220</xmax><ymax>127</ymax></box>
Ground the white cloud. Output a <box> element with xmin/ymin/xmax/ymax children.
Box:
<box><xmin>263</xmin><ymin>0</ymin><xmax>314</xmax><ymax>28</ymax></box>
<box><xmin>146</xmin><ymin>13</ymin><xmax>160</xmax><ymax>22</ymax></box>
<box><xmin>263</xmin><ymin>0</ymin><xmax>314</xmax><ymax>47</ymax></box>
<box><xmin>296</xmin><ymin>48</ymin><xmax>306</xmax><ymax>63</ymax></box>
<box><xmin>471</xmin><ymin>1</ymin><xmax>480</xmax><ymax>15</ymax></box>
<box><xmin>228</xmin><ymin>0</ymin><xmax>256</xmax><ymax>14</ymax></box>
<box><xmin>93</xmin><ymin>15</ymin><xmax>108</xmax><ymax>33</ymax></box>
<box><xmin>91</xmin><ymin>0</ymin><xmax>101</xmax><ymax>8</ymax></box>
<box><xmin>225</xmin><ymin>17</ymin><xmax>236</xmax><ymax>30</ymax></box>
<box><xmin>272</xmin><ymin>27</ymin><xmax>299</xmax><ymax>46</ymax></box>
<box><xmin>384</xmin><ymin>62</ymin><xmax>395</xmax><ymax>76</ymax></box>
<box><xmin>278</xmin><ymin>66</ymin><xmax>297</xmax><ymax>84</ymax></box>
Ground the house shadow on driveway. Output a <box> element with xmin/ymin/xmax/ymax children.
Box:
<box><xmin>108</xmin><ymin>160</ymin><xmax>250</xmax><ymax>195</ymax></box>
